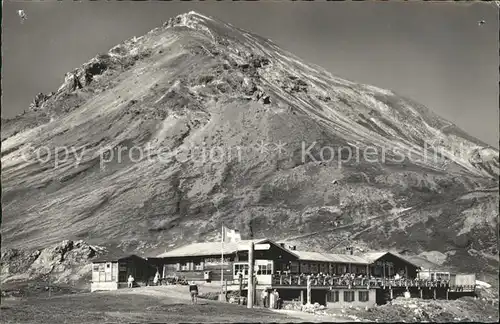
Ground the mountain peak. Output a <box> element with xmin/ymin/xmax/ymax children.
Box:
<box><xmin>163</xmin><ymin>10</ymin><xmax>218</xmax><ymax>34</ymax></box>
<box><xmin>1</xmin><ymin>12</ymin><xmax>498</xmax><ymax>256</ymax></box>
<box><xmin>185</xmin><ymin>10</ymin><xmax>212</xmax><ymax>19</ymax></box>
<box><xmin>168</xmin><ymin>10</ymin><xmax>213</xmax><ymax>24</ymax></box>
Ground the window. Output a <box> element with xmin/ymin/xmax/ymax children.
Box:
<box><xmin>327</xmin><ymin>290</ymin><xmax>340</xmax><ymax>302</ymax></box>
<box><xmin>343</xmin><ymin>291</ymin><xmax>355</xmax><ymax>302</ymax></box>
<box><xmin>94</xmin><ymin>262</ymin><xmax>115</xmax><ymax>282</ymax></box>
<box><xmin>234</xmin><ymin>263</ymin><xmax>249</xmax><ymax>277</ymax></box>
<box><xmin>195</xmin><ymin>262</ymin><xmax>204</xmax><ymax>271</ymax></box>
<box><xmin>310</xmin><ymin>263</ymin><xmax>318</xmax><ymax>273</ymax></box>
<box><xmin>257</xmin><ymin>263</ymin><xmax>273</xmax><ymax>275</ymax></box>
<box><xmin>300</xmin><ymin>263</ymin><xmax>310</xmax><ymax>273</ymax></box>
<box><xmin>359</xmin><ymin>291</ymin><xmax>369</xmax><ymax>302</ymax></box>
<box><xmin>319</xmin><ymin>263</ymin><xmax>328</xmax><ymax>273</ymax></box>
<box><xmin>434</xmin><ymin>272</ymin><xmax>449</xmax><ymax>280</ymax></box>
<box><xmin>181</xmin><ymin>262</ymin><xmax>189</xmax><ymax>271</ymax></box>
<box><xmin>111</xmin><ymin>263</ymin><xmax>117</xmax><ymax>281</ymax></box>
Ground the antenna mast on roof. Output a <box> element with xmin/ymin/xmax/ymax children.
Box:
<box><xmin>249</xmin><ymin>217</ymin><xmax>254</xmax><ymax>239</ymax></box>
<box><xmin>344</xmin><ymin>236</ymin><xmax>354</xmax><ymax>255</ymax></box>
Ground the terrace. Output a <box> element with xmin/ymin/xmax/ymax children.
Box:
<box><xmin>269</xmin><ymin>274</ymin><xmax>475</xmax><ymax>291</ymax></box>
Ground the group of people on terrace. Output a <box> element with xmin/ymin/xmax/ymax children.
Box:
<box><xmin>272</xmin><ymin>269</ymin><xmax>450</xmax><ymax>287</ymax></box>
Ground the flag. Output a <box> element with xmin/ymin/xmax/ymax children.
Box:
<box><xmin>222</xmin><ymin>226</ymin><xmax>241</xmax><ymax>243</ymax></box>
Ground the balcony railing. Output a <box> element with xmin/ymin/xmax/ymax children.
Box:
<box><xmin>270</xmin><ymin>274</ymin><xmax>464</xmax><ymax>289</ymax></box>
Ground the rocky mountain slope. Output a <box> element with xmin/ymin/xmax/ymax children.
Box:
<box><xmin>1</xmin><ymin>12</ymin><xmax>498</xmax><ymax>283</ymax></box>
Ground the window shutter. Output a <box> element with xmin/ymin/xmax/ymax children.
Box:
<box><xmin>176</xmin><ymin>263</ymin><xmax>181</xmax><ymax>271</ymax></box>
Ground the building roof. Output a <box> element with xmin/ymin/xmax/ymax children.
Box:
<box><xmin>362</xmin><ymin>252</ymin><xmax>389</xmax><ymax>263</ymax></box>
<box><xmin>363</xmin><ymin>251</ymin><xmax>421</xmax><ymax>269</ymax></box>
<box><xmin>293</xmin><ymin>251</ymin><xmax>370</xmax><ymax>265</ymax></box>
<box><xmin>92</xmin><ymin>253</ymin><xmax>143</xmax><ymax>263</ymax></box>
<box><xmin>153</xmin><ymin>238</ymin><xmax>422</xmax><ymax>268</ymax></box>
<box><xmin>155</xmin><ymin>239</ymin><xmax>278</xmax><ymax>258</ymax></box>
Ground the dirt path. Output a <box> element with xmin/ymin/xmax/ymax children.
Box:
<box><xmin>114</xmin><ymin>286</ymin><xmax>350</xmax><ymax>322</ymax></box>
<box><xmin>271</xmin><ymin>309</ymin><xmax>347</xmax><ymax>322</ymax></box>
<box><xmin>110</xmin><ymin>284</ymin><xmax>221</xmax><ymax>301</ymax></box>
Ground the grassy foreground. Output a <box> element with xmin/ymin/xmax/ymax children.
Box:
<box><xmin>0</xmin><ymin>287</ymin><xmax>302</xmax><ymax>324</ymax></box>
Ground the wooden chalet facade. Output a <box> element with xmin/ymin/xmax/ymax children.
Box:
<box><xmin>148</xmin><ymin>240</ymin><xmax>420</xmax><ymax>283</ymax></box>
<box><xmin>147</xmin><ymin>239</ymin><xmax>297</xmax><ymax>285</ymax></box>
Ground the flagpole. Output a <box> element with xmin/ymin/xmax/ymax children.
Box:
<box><xmin>221</xmin><ymin>224</ymin><xmax>224</xmax><ymax>299</ymax></box>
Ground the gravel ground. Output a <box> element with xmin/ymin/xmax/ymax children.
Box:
<box><xmin>0</xmin><ymin>286</ymin><xmax>303</xmax><ymax>324</ymax></box>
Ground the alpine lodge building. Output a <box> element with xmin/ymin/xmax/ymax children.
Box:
<box><xmin>145</xmin><ymin>239</ymin><xmax>475</xmax><ymax>308</ymax></box>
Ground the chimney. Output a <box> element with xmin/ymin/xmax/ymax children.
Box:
<box><xmin>289</xmin><ymin>245</ymin><xmax>297</xmax><ymax>251</ymax></box>
<box><xmin>346</xmin><ymin>246</ymin><xmax>353</xmax><ymax>255</ymax></box>
<box><xmin>279</xmin><ymin>243</ymin><xmax>285</xmax><ymax>248</ymax></box>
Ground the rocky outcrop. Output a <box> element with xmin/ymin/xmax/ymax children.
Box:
<box><xmin>1</xmin><ymin>240</ymin><xmax>105</xmax><ymax>284</ymax></box>
<box><xmin>28</xmin><ymin>92</ymin><xmax>55</xmax><ymax>111</ymax></box>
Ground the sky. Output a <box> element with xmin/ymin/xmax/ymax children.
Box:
<box><xmin>2</xmin><ymin>1</ymin><xmax>498</xmax><ymax>148</ymax></box>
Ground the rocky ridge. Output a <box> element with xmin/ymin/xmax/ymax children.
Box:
<box><xmin>1</xmin><ymin>240</ymin><xmax>105</xmax><ymax>289</ymax></box>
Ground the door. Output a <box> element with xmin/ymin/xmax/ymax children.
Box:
<box><xmin>105</xmin><ymin>262</ymin><xmax>112</xmax><ymax>281</ymax></box>
<box><xmin>118</xmin><ymin>263</ymin><xmax>128</xmax><ymax>282</ymax></box>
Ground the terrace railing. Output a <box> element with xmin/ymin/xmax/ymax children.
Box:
<box><xmin>270</xmin><ymin>274</ymin><xmax>459</xmax><ymax>289</ymax></box>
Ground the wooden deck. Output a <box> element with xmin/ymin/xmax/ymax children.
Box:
<box><xmin>270</xmin><ymin>275</ymin><xmax>475</xmax><ymax>291</ymax></box>
<box><xmin>156</xmin><ymin>275</ymin><xmax>475</xmax><ymax>293</ymax></box>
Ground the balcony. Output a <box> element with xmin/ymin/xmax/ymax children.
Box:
<box><xmin>270</xmin><ymin>274</ymin><xmax>464</xmax><ymax>289</ymax></box>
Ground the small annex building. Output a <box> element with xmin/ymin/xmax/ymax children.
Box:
<box><xmin>363</xmin><ymin>252</ymin><xmax>421</xmax><ymax>279</ymax></box>
<box><xmin>91</xmin><ymin>253</ymin><xmax>156</xmax><ymax>292</ymax></box>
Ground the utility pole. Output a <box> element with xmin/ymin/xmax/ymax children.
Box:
<box><xmin>239</xmin><ymin>273</ymin><xmax>243</xmax><ymax>300</ymax></box>
<box><xmin>307</xmin><ymin>275</ymin><xmax>311</xmax><ymax>304</ymax></box>
<box><xmin>247</xmin><ymin>241</ymin><xmax>254</xmax><ymax>308</ymax></box>
<box><xmin>220</xmin><ymin>224</ymin><xmax>225</xmax><ymax>302</ymax></box>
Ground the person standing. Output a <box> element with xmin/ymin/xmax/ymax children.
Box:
<box><xmin>153</xmin><ymin>271</ymin><xmax>160</xmax><ymax>286</ymax></box>
<box><xmin>273</xmin><ymin>289</ymin><xmax>279</xmax><ymax>309</ymax></box>
<box><xmin>189</xmin><ymin>281</ymin><xmax>199</xmax><ymax>304</ymax></box>
<box><xmin>269</xmin><ymin>288</ymin><xmax>276</xmax><ymax>309</ymax></box>
<box><xmin>127</xmin><ymin>275</ymin><xmax>135</xmax><ymax>288</ymax></box>
<box><xmin>261</xmin><ymin>289</ymin><xmax>268</xmax><ymax>308</ymax></box>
